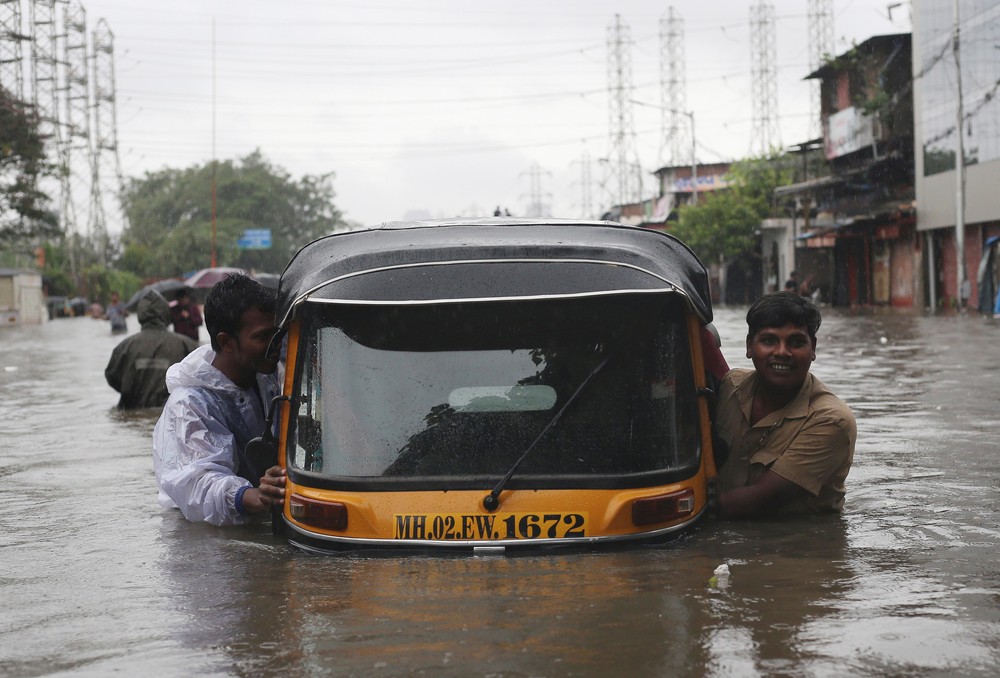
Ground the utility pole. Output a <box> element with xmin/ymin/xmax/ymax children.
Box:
<box><xmin>631</xmin><ymin>98</ymin><xmax>697</xmax><ymax>207</ymax></box>
<box><xmin>952</xmin><ymin>0</ymin><xmax>967</xmax><ymax>306</ymax></box>
<box><xmin>749</xmin><ymin>0</ymin><xmax>780</xmax><ymax>156</ymax></box>
<box><xmin>688</xmin><ymin>111</ymin><xmax>697</xmax><ymax>204</ymax></box>
<box><xmin>211</xmin><ymin>16</ymin><xmax>217</xmax><ymax>267</ymax></box>
<box><xmin>89</xmin><ymin>41</ymin><xmax>106</xmax><ymax>266</ymax></box>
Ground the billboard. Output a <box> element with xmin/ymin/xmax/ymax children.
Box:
<box><xmin>825</xmin><ymin>106</ymin><xmax>875</xmax><ymax>160</ymax></box>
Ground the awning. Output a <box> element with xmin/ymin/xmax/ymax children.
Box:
<box><xmin>795</xmin><ymin>219</ymin><xmax>856</xmax><ymax>240</ymax></box>
<box><xmin>774</xmin><ymin>174</ymin><xmax>843</xmax><ymax>197</ymax></box>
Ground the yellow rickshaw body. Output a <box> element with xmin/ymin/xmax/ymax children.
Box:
<box><xmin>273</xmin><ymin>219</ymin><xmax>718</xmax><ymax>552</ymax></box>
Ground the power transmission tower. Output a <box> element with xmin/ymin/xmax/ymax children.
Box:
<box><xmin>807</xmin><ymin>0</ymin><xmax>834</xmax><ymax>140</ymax></box>
<box><xmin>570</xmin><ymin>143</ymin><xmax>594</xmax><ymax>219</ymax></box>
<box><xmin>520</xmin><ymin>162</ymin><xmax>552</xmax><ymax>218</ymax></box>
<box><xmin>62</xmin><ymin>1</ymin><xmax>88</xmax><ymax>262</ymax></box>
<box><xmin>659</xmin><ymin>6</ymin><xmax>688</xmax><ymax>168</ymax></box>
<box><xmin>91</xmin><ymin>18</ymin><xmax>128</xmax><ymax>258</ymax></box>
<box><xmin>29</xmin><ymin>0</ymin><xmax>65</xmax><ymax>167</ymax></box>
<box><xmin>749</xmin><ymin>0</ymin><xmax>780</xmax><ymax>156</ymax></box>
<box><xmin>30</xmin><ymin>0</ymin><xmax>71</xmax><ymax>273</ymax></box>
<box><xmin>1</xmin><ymin>0</ymin><xmax>29</xmax><ymax>99</ymax></box>
<box><xmin>26</xmin><ymin>1</ymin><xmax>125</xmax><ymax>277</ymax></box>
<box><xmin>606</xmin><ymin>14</ymin><xmax>640</xmax><ymax>206</ymax></box>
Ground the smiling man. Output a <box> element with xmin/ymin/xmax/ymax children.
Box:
<box><xmin>715</xmin><ymin>292</ymin><xmax>856</xmax><ymax>519</ymax></box>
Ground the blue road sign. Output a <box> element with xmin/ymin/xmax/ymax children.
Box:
<box><xmin>237</xmin><ymin>229</ymin><xmax>272</xmax><ymax>249</ymax></box>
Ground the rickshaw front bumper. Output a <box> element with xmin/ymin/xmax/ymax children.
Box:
<box><xmin>280</xmin><ymin>483</ymin><xmax>710</xmax><ymax>553</ymax></box>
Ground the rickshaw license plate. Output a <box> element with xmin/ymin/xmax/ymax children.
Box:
<box><xmin>393</xmin><ymin>512</ymin><xmax>588</xmax><ymax>540</ymax></box>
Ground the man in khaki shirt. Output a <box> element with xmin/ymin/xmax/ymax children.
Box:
<box><xmin>715</xmin><ymin>292</ymin><xmax>856</xmax><ymax>518</ymax></box>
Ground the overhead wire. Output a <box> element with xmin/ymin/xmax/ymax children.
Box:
<box><xmin>93</xmin><ymin>1</ymin><xmax>911</xmax><ymax>224</ymax></box>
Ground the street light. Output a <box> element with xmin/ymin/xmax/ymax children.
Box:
<box><xmin>629</xmin><ymin>100</ymin><xmax>697</xmax><ymax>204</ymax></box>
<box><xmin>686</xmin><ymin>111</ymin><xmax>697</xmax><ymax>204</ymax></box>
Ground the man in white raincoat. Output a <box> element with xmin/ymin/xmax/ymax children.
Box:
<box><xmin>152</xmin><ymin>274</ymin><xmax>286</xmax><ymax>526</ymax></box>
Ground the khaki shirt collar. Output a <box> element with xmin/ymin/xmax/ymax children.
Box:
<box><xmin>734</xmin><ymin>371</ymin><xmax>814</xmax><ymax>429</ymax></box>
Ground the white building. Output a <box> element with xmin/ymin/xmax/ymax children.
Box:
<box><xmin>0</xmin><ymin>269</ymin><xmax>47</xmax><ymax>325</ymax></box>
<box><xmin>913</xmin><ymin>0</ymin><xmax>1000</xmax><ymax>309</ymax></box>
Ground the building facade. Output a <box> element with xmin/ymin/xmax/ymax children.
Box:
<box><xmin>604</xmin><ymin>162</ymin><xmax>732</xmax><ymax>229</ymax></box>
<box><xmin>912</xmin><ymin>0</ymin><xmax>1000</xmax><ymax>310</ymax></box>
<box><xmin>775</xmin><ymin>33</ymin><xmax>918</xmax><ymax>309</ymax></box>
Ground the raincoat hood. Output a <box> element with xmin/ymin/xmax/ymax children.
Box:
<box><xmin>138</xmin><ymin>290</ymin><xmax>171</xmax><ymax>330</ymax></box>
<box><xmin>165</xmin><ymin>344</ymin><xmax>242</xmax><ymax>395</ymax></box>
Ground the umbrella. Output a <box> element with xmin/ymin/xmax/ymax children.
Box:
<box><xmin>125</xmin><ymin>278</ymin><xmax>188</xmax><ymax>310</ymax></box>
<box><xmin>184</xmin><ymin>267</ymin><xmax>246</xmax><ymax>289</ymax></box>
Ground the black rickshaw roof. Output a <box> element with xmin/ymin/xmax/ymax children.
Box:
<box><xmin>276</xmin><ymin>218</ymin><xmax>713</xmax><ymax>326</ymax></box>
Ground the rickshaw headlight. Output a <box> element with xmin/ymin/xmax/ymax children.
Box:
<box><xmin>631</xmin><ymin>489</ymin><xmax>695</xmax><ymax>526</ymax></box>
<box><xmin>289</xmin><ymin>494</ymin><xmax>348</xmax><ymax>531</ymax></box>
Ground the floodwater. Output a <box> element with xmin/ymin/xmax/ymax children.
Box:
<box><xmin>2</xmin><ymin>306</ymin><xmax>999</xmax><ymax>677</ymax></box>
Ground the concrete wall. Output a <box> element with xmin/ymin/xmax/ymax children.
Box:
<box><xmin>912</xmin><ymin>3</ymin><xmax>1000</xmax><ymax>232</ymax></box>
<box><xmin>915</xmin><ymin>160</ymin><xmax>1000</xmax><ymax>231</ymax></box>
<box><xmin>0</xmin><ymin>272</ymin><xmax>46</xmax><ymax>325</ymax></box>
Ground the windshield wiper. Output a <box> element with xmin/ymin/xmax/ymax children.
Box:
<box><xmin>482</xmin><ymin>354</ymin><xmax>611</xmax><ymax>512</ymax></box>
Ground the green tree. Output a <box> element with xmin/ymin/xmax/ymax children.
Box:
<box><xmin>671</xmin><ymin>154</ymin><xmax>792</xmax><ymax>264</ymax></box>
<box><xmin>119</xmin><ymin>150</ymin><xmax>347</xmax><ymax>278</ymax></box>
<box><xmin>35</xmin><ymin>242</ymin><xmax>75</xmax><ymax>296</ymax></box>
<box><xmin>0</xmin><ymin>87</ymin><xmax>59</xmax><ymax>245</ymax></box>
<box><xmin>80</xmin><ymin>263</ymin><xmax>142</xmax><ymax>305</ymax></box>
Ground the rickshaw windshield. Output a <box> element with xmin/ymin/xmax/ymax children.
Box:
<box><xmin>289</xmin><ymin>294</ymin><xmax>700</xmax><ymax>479</ymax></box>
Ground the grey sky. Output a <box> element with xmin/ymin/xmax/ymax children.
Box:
<box><xmin>76</xmin><ymin>0</ymin><xmax>910</xmax><ymax>228</ymax></box>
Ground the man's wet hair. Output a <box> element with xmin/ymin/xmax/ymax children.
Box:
<box><xmin>746</xmin><ymin>291</ymin><xmax>822</xmax><ymax>342</ymax></box>
<box><xmin>205</xmin><ymin>273</ymin><xmax>277</xmax><ymax>351</ymax></box>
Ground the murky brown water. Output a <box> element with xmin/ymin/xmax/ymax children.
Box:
<box><xmin>2</xmin><ymin>307</ymin><xmax>999</xmax><ymax>677</ymax></box>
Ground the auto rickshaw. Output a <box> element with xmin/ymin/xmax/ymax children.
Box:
<box><xmin>269</xmin><ymin>218</ymin><xmax>720</xmax><ymax>552</ymax></box>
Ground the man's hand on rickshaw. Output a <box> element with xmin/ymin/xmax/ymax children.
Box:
<box><xmin>242</xmin><ymin>466</ymin><xmax>286</xmax><ymax>514</ymax></box>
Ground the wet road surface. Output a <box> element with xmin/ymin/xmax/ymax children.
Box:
<box><xmin>1</xmin><ymin>307</ymin><xmax>999</xmax><ymax>677</ymax></box>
